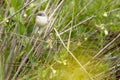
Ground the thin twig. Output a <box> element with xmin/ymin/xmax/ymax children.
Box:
<box><xmin>85</xmin><ymin>33</ymin><xmax>120</xmax><ymax>66</ymax></box>
<box><xmin>54</xmin><ymin>28</ymin><xmax>94</xmax><ymax>80</ymax></box>
<box><xmin>60</xmin><ymin>15</ymin><xmax>95</xmax><ymax>35</ymax></box>
<box><xmin>4</xmin><ymin>25</ymin><xmax>17</xmax><ymax>80</ymax></box>
<box><xmin>107</xmin><ymin>7</ymin><xmax>120</xmax><ymax>14</ymax></box>
<box><xmin>76</xmin><ymin>0</ymin><xmax>93</xmax><ymax>17</ymax></box>
<box><xmin>12</xmin><ymin>37</ymin><xmax>40</xmax><ymax>80</ymax></box>
<box><xmin>49</xmin><ymin>0</ymin><xmax>65</xmax><ymax>20</ymax></box>
<box><xmin>94</xmin><ymin>63</ymin><xmax>120</xmax><ymax>78</ymax></box>
<box><xmin>45</xmin><ymin>0</ymin><xmax>52</xmax><ymax>12</ymax></box>
<box><xmin>0</xmin><ymin>0</ymin><xmax>35</xmax><ymax>24</ymax></box>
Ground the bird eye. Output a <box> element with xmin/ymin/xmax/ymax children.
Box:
<box><xmin>37</xmin><ymin>12</ymin><xmax>45</xmax><ymax>16</ymax></box>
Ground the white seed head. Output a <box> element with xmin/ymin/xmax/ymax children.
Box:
<box><xmin>104</xmin><ymin>29</ymin><xmax>108</xmax><ymax>36</ymax></box>
<box><xmin>103</xmin><ymin>12</ymin><xmax>108</xmax><ymax>17</ymax></box>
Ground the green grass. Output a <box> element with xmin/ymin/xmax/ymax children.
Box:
<box><xmin>0</xmin><ymin>0</ymin><xmax>120</xmax><ymax>80</ymax></box>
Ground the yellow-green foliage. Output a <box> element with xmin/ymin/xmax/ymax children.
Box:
<box><xmin>52</xmin><ymin>46</ymin><xmax>110</xmax><ymax>80</ymax></box>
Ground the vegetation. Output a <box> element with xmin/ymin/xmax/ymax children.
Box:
<box><xmin>0</xmin><ymin>0</ymin><xmax>120</xmax><ymax>80</ymax></box>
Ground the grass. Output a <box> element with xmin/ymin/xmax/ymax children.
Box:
<box><xmin>0</xmin><ymin>0</ymin><xmax>120</xmax><ymax>80</ymax></box>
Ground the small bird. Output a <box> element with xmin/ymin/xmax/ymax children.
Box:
<box><xmin>34</xmin><ymin>11</ymin><xmax>49</xmax><ymax>35</ymax></box>
<box><xmin>35</xmin><ymin>11</ymin><xmax>49</xmax><ymax>27</ymax></box>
